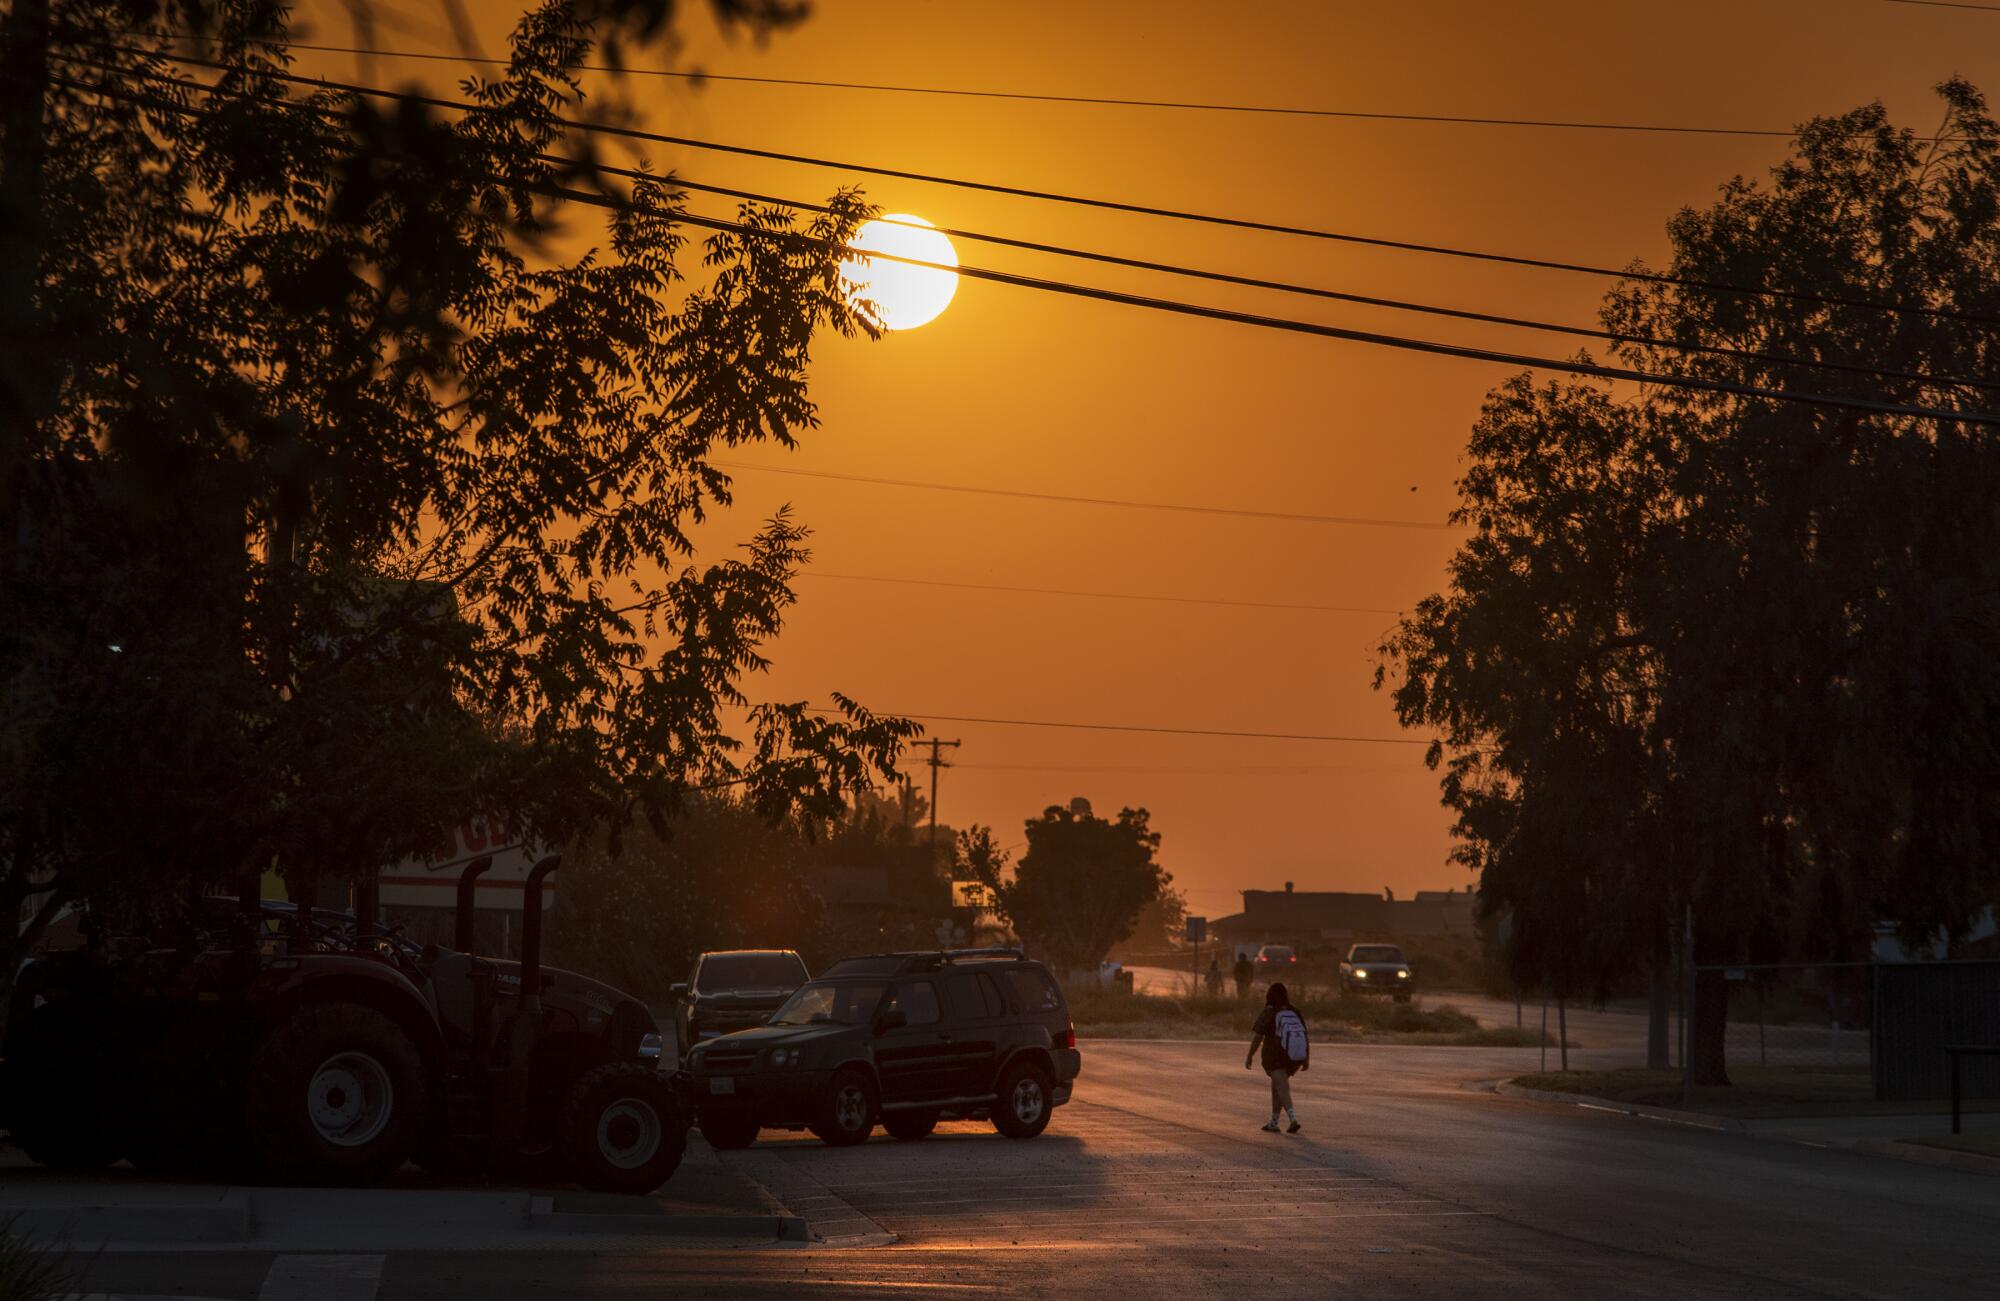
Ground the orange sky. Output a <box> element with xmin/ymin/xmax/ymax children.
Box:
<box><xmin>296</xmin><ymin>0</ymin><xmax>1998</xmax><ymax>921</ymax></box>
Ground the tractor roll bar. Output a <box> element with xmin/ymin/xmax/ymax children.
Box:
<box><xmin>454</xmin><ymin>855</ymin><xmax>494</xmax><ymax>952</ymax></box>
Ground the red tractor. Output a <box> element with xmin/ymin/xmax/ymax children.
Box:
<box><xmin>2</xmin><ymin>857</ymin><xmax>688</xmax><ymax>1193</ymax></box>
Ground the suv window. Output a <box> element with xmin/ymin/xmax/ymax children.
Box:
<box><xmin>945</xmin><ymin>972</ymin><xmax>1005</xmax><ymax>1020</ymax></box>
<box><xmin>1003</xmin><ymin>967</ymin><xmax>1062</xmax><ymax>1012</ymax></box>
<box><xmin>696</xmin><ymin>952</ymin><xmax>808</xmax><ymax>992</ymax></box>
<box><xmin>887</xmin><ymin>980</ymin><xmax>942</xmax><ymax>1025</ymax></box>
<box><xmin>769</xmin><ymin>980</ymin><xmax>885</xmax><ymax>1026</ymax></box>
<box><xmin>1350</xmin><ymin>945</ymin><xmax>1405</xmax><ymax>963</ymax></box>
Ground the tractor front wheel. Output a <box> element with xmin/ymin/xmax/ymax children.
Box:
<box><xmin>560</xmin><ymin>1064</ymin><xmax>689</xmax><ymax>1195</ymax></box>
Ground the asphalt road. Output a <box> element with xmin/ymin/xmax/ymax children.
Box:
<box><xmin>64</xmin><ymin>1039</ymin><xmax>2000</xmax><ymax>1299</ymax></box>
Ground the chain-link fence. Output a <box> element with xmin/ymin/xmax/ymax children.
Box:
<box><xmin>1694</xmin><ymin>962</ymin><xmax>1874</xmax><ymax>1070</ymax></box>
<box><xmin>1682</xmin><ymin>961</ymin><xmax>1875</xmax><ymax>1107</ymax></box>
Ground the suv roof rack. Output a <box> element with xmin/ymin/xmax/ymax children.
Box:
<box><xmin>819</xmin><ymin>948</ymin><xmax>1029</xmax><ymax>976</ymax></box>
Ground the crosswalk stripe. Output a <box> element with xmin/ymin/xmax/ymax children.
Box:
<box><xmin>257</xmin><ymin>1255</ymin><xmax>385</xmax><ymax>1301</ymax></box>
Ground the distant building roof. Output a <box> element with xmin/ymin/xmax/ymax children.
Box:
<box><xmin>1229</xmin><ymin>885</ymin><xmax>1477</xmax><ymax>940</ymax></box>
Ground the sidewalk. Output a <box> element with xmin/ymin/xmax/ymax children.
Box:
<box><xmin>0</xmin><ymin>1134</ymin><xmax>811</xmax><ymax>1253</ymax></box>
<box><xmin>1490</xmin><ymin>1078</ymin><xmax>2000</xmax><ymax>1175</ymax></box>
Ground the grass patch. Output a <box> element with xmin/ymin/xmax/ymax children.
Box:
<box><xmin>1068</xmin><ymin>984</ymin><xmax>1551</xmax><ymax>1046</ymax></box>
<box><xmin>1509</xmin><ymin>1065</ymin><xmax>2000</xmax><ymax>1119</ymax></box>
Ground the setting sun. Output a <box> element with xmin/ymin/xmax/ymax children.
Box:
<box><xmin>840</xmin><ymin>214</ymin><xmax>959</xmax><ymax>330</ymax></box>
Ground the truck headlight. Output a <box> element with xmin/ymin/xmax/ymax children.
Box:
<box><xmin>1396</xmin><ymin>970</ymin><xmax>1410</xmax><ymax>979</ymax></box>
<box><xmin>1354</xmin><ymin>969</ymin><xmax>1368</xmax><ymax>979</ymax></box>
<box><xmin>638</xmin><ymin>1031</ymin><xmax>664</xmax><ymax>1061</ymax></box>
<box><xmin>768</xmin><ymin>1047</ymin><xmax>801</xmax><ymax>1067</ymax></box>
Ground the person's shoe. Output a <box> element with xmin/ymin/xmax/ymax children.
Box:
<box><xmin>1261</xmin><ymin>1121</ymin><xmax>1281</xmax><ymax>1133</ymax></box>
<box><xmin>1287</xmin><ymin>1120</ymin><xmax>1302</xmax><ymax>1134</ymax></box>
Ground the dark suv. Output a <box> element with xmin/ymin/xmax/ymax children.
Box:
<box><xmin>687</xmin><ymin>948</ymin><xmax>1081</xmax><ymax>1149</ymax></box>
<box><xmin>671</xmin><ymin>950</ymin><xmax>812</xmax><ymax>1060</ymax></box>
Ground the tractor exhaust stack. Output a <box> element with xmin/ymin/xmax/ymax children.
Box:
<box><xmin>454</xmin><ymin>855</ymin><xmax>495</xmax><ymax>952</ymax></box>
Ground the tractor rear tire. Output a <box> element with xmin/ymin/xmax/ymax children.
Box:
<box><xmin>4</xmin><ymin>1004</ymin><xmax>126</xmax><ymax>1169</ymax></box>
<box><xmin>246</xmin><ymin>1002</ymin><xmax>428</xmax><ymax>1186</ymax></box>
<box><xmin>560</xmin><ymin>1063</ymin><xmax>688</xmax><ymax>1195</ymax></box>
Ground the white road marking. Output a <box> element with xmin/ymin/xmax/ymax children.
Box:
<box><xmin>906</xmin><ymin>1208</ymin><xmax>1486</xmax><ymax>1237</ymax></box>
<box><xmin>843</xmin><ymin>1187</ymin><xmax>1408</xmax><ymax>1212</ymax></box>
<box><xmin>257</xmin><ymin>1254</ymin><xmax>385</xmax><ymax>1301</ymax></box>
<box><xmin>808</xmin><ymin>1168</ymin><xmax>1379</xmax><ymax>1193</ymax></box>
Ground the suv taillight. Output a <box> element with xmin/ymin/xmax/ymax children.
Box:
<box><xmin>1062</xmin><ymin>1017</ymin><xmax>1077</xmax><ymax>1050</ymax></box>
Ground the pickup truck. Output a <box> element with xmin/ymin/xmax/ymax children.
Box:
<box><xmin>1338</xmin><ymin>943</ymin><xmax>1415</xmax><ymax>1002</ymax></box>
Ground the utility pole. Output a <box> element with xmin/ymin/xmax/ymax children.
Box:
<box><xmin>916</xmin><ymin>737</ymin><xmax>961</xmax><ymax>862</ymax></box>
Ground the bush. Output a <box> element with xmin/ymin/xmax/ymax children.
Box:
<box><xmin>0</xmin><ymin>1220</ymin><xmax>75</xmax><ymax>1301</ymax></box>
<box><xmin>1063</xmin><ymin>982</ymin><xmax>1484</xmax><ymax>1038</ymax></box>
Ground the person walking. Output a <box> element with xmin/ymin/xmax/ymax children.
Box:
<box><xmin>1205</xmin><ymin>957</ymin><xmax>1222</xmax><ymax>995</ymax></box>
<box><xmin>1245</xmin><ymin>982</ymin><xmax>1308</xmax><ymax>1133</ymax></box>
<box><xmin>1232</xmin><ymin>953</ymin><xmax>1253</xmax><ymax>1000</ymax></box>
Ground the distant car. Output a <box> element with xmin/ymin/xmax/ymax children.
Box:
<box><xmin>671</xmin><ymin>950</ymin><xmax>812</xmax><ymax>1059</ymax></box>
<box><xmin>1253</xmin><ymin>943</ymin><xmax>1297</xmax><ymax>971</ymax></box>
<box><xmin>686</xmin><ymin>948</ymin><xmax>1081</xmax><ymax>1150</ymax></box>
<box><xmin>1339</xmin><ymin>943</ymin><xmax>1414</xmax><ymax>1002</ymax></box>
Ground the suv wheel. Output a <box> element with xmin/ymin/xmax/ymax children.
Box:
<box><xmin>560</xmin><ymin>1063</ymin><xmax>688</xmax><ymax>1195</ymax></box>
<box><xmin>699</xmin><ymin>1105</ymin><xmax>760</xmax><ymax>1151</ymax></box>
<box><xmin>809</xmin><ymin>1069</ymin><xmax>877</xmax><ymax>1146</ymax></box>
<box><xmin>992</xmin><ymin>1061</ymin><xmax>1053</xmax><ymax>1139</ymax></box>
<box><xmin>246</xmin><ymin>1002</ymin><xmax>428</xmax><ymax>1185</ymax></box>
<box><xmin>882</xmin><ymin>1109</ymin><xmax>939</xmax><ymax>1142</ymax></box>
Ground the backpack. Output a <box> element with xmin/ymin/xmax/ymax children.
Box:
<box><xmin>1275</xmin><ymin>1008</ymin><xmax>1309</xmax><ymax>1065</ymax></box>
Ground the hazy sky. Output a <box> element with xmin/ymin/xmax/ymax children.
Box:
<box><xmin>294</xmin><ymin>0</ymin><xmax>1998</xmax><ymax>920</ymax></box>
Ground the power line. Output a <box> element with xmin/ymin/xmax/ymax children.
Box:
<box><xmin>557</xmin><ymin>157</ymin><xmax>2000</xmax><ymax>396</ymax></box>
<box><xmin>1881</xmin><ymin>0</ymin><xmax>2000</xmax><ymax>11</ymax></box>
<box><xmin>955</xmin><ymin>762</ymin><xmax>1423</xmax><ymax>774</ymax></box>
<box><xmin>714</xmin><ymin>462</ymin><xmax>1456</xmax><ymax>532</ymax></box>
<box><xmin>662</xmin><ymin>208</ymin><xmax>1998</xmax><ymax>427</ymax></box>
<box><xmin>116</xmin><ymin>28</ymin><xmax>1837</xmax><ymax>138</ymax></box>
<box><xmin>55</xmin><ymin>56</ymin><xmax>2000</xmax><ymax>426</ymax></box>
<box><xmin>82</xmin><ymin>38</ymin><xmax>1997</xmax><ymax>327</ymax></box>
<box><xmin>68</xmin><ymin>54</ymin><xmax>1993</xmax><ymax>396</ymax></box>
<box><xmin>819</xmin><ymin>708</ymin><xmax>1435</xmax><ymax>745</ymax></box>
<box><xmin>795</xmin><ymin>570</ymin><xmax>1404</xmax><ymax>615</ymax></box>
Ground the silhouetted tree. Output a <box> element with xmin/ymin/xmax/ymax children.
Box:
<box><xmin>960</xmin><ymin>802</ymin><xmax>1170</xmax><ymax>975</ymax></box>
<box><xmin>0</xmin><ymin>0</ymin><xmax>914</xmax><ymax>1020</ymax></box>
<box><xmin>1381</xmin><ymin>81</ymin><xmax>2000</xmax><ymax>1086</ymax></box>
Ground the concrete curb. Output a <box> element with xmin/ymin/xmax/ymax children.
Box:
<box><xmin>5</xmin><ymin>1200</ymin><xmax>252</xmax><ymax>1244</ymax></box>
<box><xmin>1849</xmin><ymin>1139</ymin><xmax>2000</xmax><ymax>1177</ymax></box>
<box><xmin>61</xmin><ymin>1295</ymin><xmax>241</xmax><ymax>1300</ymax></box>
<box><xmin>718</xmin><ymin>1151</ymin><xmax>895</xmax><ymax>1247</ymax></box>
<box><xmin>1490</xmin><ymin>1080</ymin><xmax>1743</xmax><ymax>1131</ymax></box>
<box><xmin>524</xmin><ymin>1195</ymin><xmax>807</xmax><ymax>1240</ymax></box>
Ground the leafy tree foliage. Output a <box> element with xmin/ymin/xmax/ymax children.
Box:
<box><xmin>544</xmin><ymin>786</ymin><xmax>958</xmax><ymax>1000</ymax></box>
<box><xmin>1380</xmin><ymin>81</ymin><xmax>2000</xmax><ymax>1085</ymax></box>
<box><xmin>1116</xmin><ymin>882</ymin><xmax>1188</xmax><ymax>955</ymax></box>
<box><xmin>1</xmin><ymin>0</ymin><xmax>914</xmax><ymax>1008</ymax></box>
<box><xmin>960</xmin><ymin>802</ymin><xmax>1170</xmax><ymax>975</ymax></box>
